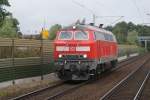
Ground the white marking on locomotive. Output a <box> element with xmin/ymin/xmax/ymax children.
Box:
<box><xmin>76</xmin><ymin>46</ymin><xmax>90</xmax><ymax>51</ymax></box>
<box><xmin>56</xmin><ymin>46</ymin><xmax>69</xmax><ymax>51</ymax></box>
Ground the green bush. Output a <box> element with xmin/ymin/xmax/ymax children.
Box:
<box><xmin>118</xmin><ymin>45</ymin><xmax>145</xmax><ymax>57</ymax></box>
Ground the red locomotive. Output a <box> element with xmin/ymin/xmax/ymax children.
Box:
<box><xmin>54</xmin><ymin>24</ymin><xmax>118</xmax><ymax>81</ymax></box>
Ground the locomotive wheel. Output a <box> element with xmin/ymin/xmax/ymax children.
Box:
<box><xmin>111</xmin><ymin>60</ymin><xmax>117</xmax><ymax>68</ymax></box>
<box><xmin>101</xmin><ymin>63</ymin><xmax>106</xmax><ymax>72</ymax></box>
<box><xmin>89</xmin><ymin>69</ymin><xmax>96</xmax><ymax>80</ymax></box>
<box><xmin>95</xmin><ymin>67</ymin><xmax>99</xmax><ymax>79</ymax></box>
<box><xmin>95</xmin><ymin>64</ymin><xmax>101</xmax><ymax>79</ymax></box>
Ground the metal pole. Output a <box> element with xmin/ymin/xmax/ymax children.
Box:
<box><xmin>145</xmin><ymin>40</ymin><xmax>147</xmax><ymax>52</ymax></box>
<box><xmin>12</xmin><ymin>39</ymin><xmax>15</xmax><ymax>85</ymax></box>
<box><xmin>40</xmin><ymin>32</ymin><xmax>44</xmax><ymax>80</ymax></box>
<box><xmin>93</xmin><ymin>14</ymin><xmax>96</xmax><ymax>25</ymax></box>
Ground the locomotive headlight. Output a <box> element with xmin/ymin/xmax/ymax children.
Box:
<box><xmin>73</xmin><ymin>26</ymin><xmax>76</xmax><ymax>29</ymax></box>
<box><xmin>83</xmin><ymin>54</ymin><xmax>87</xmax><ymax>58</ymax></box>
<box><xmin>58</xmin><ymin>54</ymin><xmax>62</xmax><ymax>58</ymax></box>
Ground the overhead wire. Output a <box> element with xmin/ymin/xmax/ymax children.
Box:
<box><xmin>72</xmin><ymin>0</ymin><xmax>95</xmax><ymax>14</ymax></box>
<box><xmin>130</xmin><ymin>0</ymin><xmax>145</xmax><ymax>24</ymax></box>
<box><xmin>110</xmin><ymin>16</ymin><xmax>124</xmax><ymax>25</ymax></box>
<box><xmin>72</xmin><ymin>0</ymin><xmax>125</xmax><ymax>26</ymax></box>
<box><xmin>91</xmin><ymin>0</ymin><xmax>125</xmax><ymax>25</ymax></box>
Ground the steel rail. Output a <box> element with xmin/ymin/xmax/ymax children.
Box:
<box><xmin>117</xmin><ymin>54</ymin><xmax>143</xmax><ymax>67</ymax></box>
<box><xmin>45</xmin><ymin>81</ymin><xmax>89</xmax><ymax>100</ymax></box>
<box><xmin>99</xmin><ymin>57</ymin><xmax>149</xmax><ymax>100</ymax></box>
<box><xmin>111</xmin><ymin>54</ymin><xmax>143</xmax><ymax>71</ymax></box>
<box><xmin>133</xmin><ymin>71</ymin><xmax>150</xmax><ymax>100</ymax></box>
<box><xmin>10</xmin><ymin>81</ymin><xmax>65</xmax><ymax>100</ymax></box>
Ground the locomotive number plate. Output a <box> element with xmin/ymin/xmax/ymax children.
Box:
<box><xmin>69</xmin><ymin>47</ymin><xmax>76</xmax><ymax>51</ymax></box>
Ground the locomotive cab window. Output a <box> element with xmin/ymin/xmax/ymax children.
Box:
<box><xmin>94</xmin><ymin>32</ymin><xmax>105</xmax><ymax>40</ymax></box>
<box><xmin>74</xmin><ymin>31</ymin><xmax>89</xmax><ymax>40</ymax></box>
<box><xmin>59</xmin><ymin>31</ymin><xmax>73</xmax><ymax>40</ymax></box>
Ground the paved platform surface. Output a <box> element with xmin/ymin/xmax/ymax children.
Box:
<box><xmin>0</xmin><ymin>73</ymin><xmax>59</xmax><ymax>89</ymax></box>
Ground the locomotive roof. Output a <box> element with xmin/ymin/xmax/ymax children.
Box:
<box><xmin>62</xmin><ymin>24</ymin><xmax>114</xmax><ymax>35</ymax></box>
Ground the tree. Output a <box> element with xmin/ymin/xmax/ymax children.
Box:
<box><xmin>49</xmin><ymin>24</ymin><xmax>62</xmax><ymax>40</ymax></box>
<box><xmin>136</xmin><ymin>25</ymin><xmax>150</xmax><ymax>36</ymax></box>
<box><xmin>0</xmin><ymin>0</ymin><xmax>10</xmax><ymax>26</ymax></box>
<box><xmin>105</xmin><ymin>21</ymin><xmax>150</xmax><ymax>52</ymax></box>
<box><xmin>112</xmin><ymin>21</ymin><xmax>128</xmax><ymax>43</ymax></box>
<box><xmin>0</xmin><ymin>16</ymin><xmax>20</xmax><ymax>38</ymax></box>
<box><xmin>105</xmin><ymin>26</ymin><xmax>113</xmax><ymax>31</ymax></box>
<box><xmin>127</xmin><ymin>22</ymin><xmax>136</xmax><ymax>32</ymax></box>
<box><xmin>0</xmin><ymin>0</ymin><xmax>20</xmax><ymax>38</ymax></box>
<box><xmin>127</xmin><ymin>30</ymin><xmax>138</xmax><ymax>45</ymax></box>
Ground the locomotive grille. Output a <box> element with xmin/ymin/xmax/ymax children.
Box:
<box><xmin>62</xmin><ymin>55</ymin><xmax>84</xmax><ymax>60</ymax></box>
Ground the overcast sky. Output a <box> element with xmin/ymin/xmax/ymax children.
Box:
<box><xmin>8</xmin><ymin>0</ymin><xmax>150</xmax><ymax>34</ymax></box>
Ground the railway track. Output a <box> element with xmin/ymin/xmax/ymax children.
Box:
<box><xmin>9</xmin><ymin>81</ymin><xmax>66</xmax><ymax>100</ymax></box>
<box><xmin>55</xmin><ymin>54</ymin><xmax>148</xmax><ymax>100</ymax></box>
<box><xmin>134</xmin><ymin>71</ymin><xmax>150</xmax><ymax>100</ymax></box>
<box><xmin>45</xmin><ymin>81</ymin><xmax>89</xmax><ymax>100</ymax></box>
<box><xmin>100</xmin><ymin>56</ymin><xmax>150</xmax><ymax>100</ymax></box>
<box><xmin>45</xmin><ymin>55</ymin><xmax>146</xmax><ymax>100</ymax></box>
<box><xmin>10</xmin><ymin>81</ymin><xmax>89</xmax><ymax>100</ymax></box>
<box><xmin>117</xmin><ymin>54</ymin><xmax>144</xmax><ymax>68</ymax></box>
<box><xmin>10</xmin><ymin>54</ymin><xmax>145</xmax><ymax>100</ymax></box>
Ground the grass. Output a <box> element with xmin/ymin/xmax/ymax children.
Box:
<box><xmin>0</xmin><ymin>92</ymin><xmax>8</xmax><ymax>97</ymax></box>
<box><xmin>0</xmin><ymin>74</ymin><xmax>60</xmax><ymax>100</ymax></box>
<box><xmin>118</xmin><ymin>45</ymin><xmax>145</xmax><ymax>57</ymax></box>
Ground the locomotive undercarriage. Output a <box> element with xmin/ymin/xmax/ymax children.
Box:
<box><xmin>55</xmin><ymin>60</ymin><xmax>97</xmax><ymax>80</ymax></box>
<box><xmin>55</xmin><ymin>59</ymin><xmax>117</xmax><ymax>81</ymax></box>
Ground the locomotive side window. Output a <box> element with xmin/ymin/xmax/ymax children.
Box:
<box><xmin>94</xmin><ymin>31</ymin><xmax>114</xmax><ymax>42</ymax></box>
<box><xmin>94</xmin><ymin>32</ymin><xmax>105</xmax><ymax>40</ymax></box>
<box><xmin>75</xmin><ymin>31</ymin><xmax>89</xmax><ymax>40</ymax></box>
<box><xmin>110</xmin><ymin>35</ymin><xmax>114</xmax><ymax>41</ymax></box>
<box><xmin>104</xmin><ymin>34</ymin><xmax>114</xmax><ymax>41</ymax></box>
<box><xmin>59</xmin><ymin>31</ymin><xmax>73</xmax><ymax>40</ymax></box>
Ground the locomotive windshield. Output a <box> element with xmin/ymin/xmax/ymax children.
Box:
<box><xmin>59</xmin><ymin>31</ymin><xmax>73</xmax><ymax>40</ymax></box>
<box><xmin>75</xmin><ymin>31</ymin><xmax>89</xmax><ymax>40</ymax></box>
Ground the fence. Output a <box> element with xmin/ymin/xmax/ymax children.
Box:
<box><xmin>0</xmin><ymin>38</ymin><xmax>142</xmax><ymax>83</ymax></box>
<box><xmin>0</xmin><ymin>38</ymin><xmax>54</xmax><ymax>83</ymax></box>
